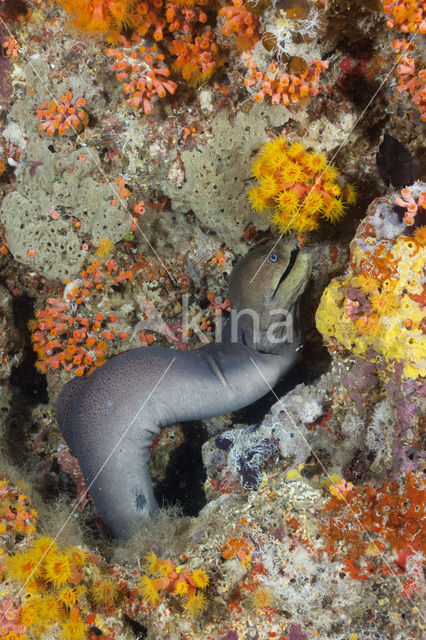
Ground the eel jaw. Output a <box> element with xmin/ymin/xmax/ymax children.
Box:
<box><xmin>269</xmin><ymin>243</ymin><xmax>300</xmax><ymax>302</ymax></box>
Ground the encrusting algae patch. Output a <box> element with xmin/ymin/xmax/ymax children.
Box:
<box><xmin>316</xmin><ymin>184</ymin><xmax>426</xmax><ymax>378</ymax></box>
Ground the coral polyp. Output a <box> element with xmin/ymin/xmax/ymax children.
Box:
<box><xmin>106</xmin><ymin>40</ymin><xmax>177</xmax><ymax>112</ymax></box>
<box><xmin>56</xmin><ymin>0</ymin><xmax>135</xmax><ymax>39</ymax></box>
<box><xmin>36</xmin><ymin>92</ymin><xmax>89</xmax><ymax>136</ymax></box>
<box><xmin>139</xmin><ymin>551</ymin><xmax>209</xmax><ymax>615</ymax></box>
<box><xmin>248</xmin><ymin>135</ymin><xmax>355</xmax><ymax>233</ymax></box>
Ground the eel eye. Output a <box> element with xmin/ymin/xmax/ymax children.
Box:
<box><xmin>269</xmin><ymin>253</ymin><xmax>278</xmax><ymax>263</ymax></box>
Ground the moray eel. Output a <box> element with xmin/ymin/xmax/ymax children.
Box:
<box><xmin>56</xmin><ymin>240</ymin><xmax>311</xmax><ymax>538</ymax></box>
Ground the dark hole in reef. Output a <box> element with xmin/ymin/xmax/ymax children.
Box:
<box><xmin>47</xmin><ymin>144</ymin><xmax>56</xmax><ymax>153</ymax></box>
<box><xmin>34</xmin><ymin>456</ymin><xmax>78</xmax><ymax>502</ymax></box>
<box><xmin>155</xmin><ymin>420</ymin><xmax>208</xmax><ymax>517</ymax></box>
<box><xmin>123</xmin><ymin>614</ymin><xmax>147</xmax><ymax>639</ymax></box>
<box><xmin>367</xmin><ymin>116</ymin><xmax>390</xmax><ymax>147</ymax></box>
<box><xmin>337</xmin><ymin>37</ymin><xmax>374</xmax><ymax>60</ymax></box>
<box><xmin>2</xmin><ymin>0</ymin><xmax>28</xmax><ymax>21</ymax></box>
<box><xmin>198</xmin><ymin>297</ymin><xmax>211</xmax><ymax>310</ymax></box>
<box><xmin>3</xmin><ymin>293</ymin><xmax>48</xmax><ymax>464</ymax></box>
<box><xmin>9</xmin><ymin>293</ymin><xmax>48</xmax><ymax>404</ymax></box>
<box><xmin>338</xmin><ymin>61</ymin><xmax>382</xmax><ymax>108</ymax></box>
<box><xmin>87</xmin><ymin>112</ymin><xmax>97</xmax><ymax>128</ymax></box>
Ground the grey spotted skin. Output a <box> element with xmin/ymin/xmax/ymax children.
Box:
<box><xmin>56</xmin><ymin>240</ymin><xmax>311</xmax><ymax>538</ymax></box>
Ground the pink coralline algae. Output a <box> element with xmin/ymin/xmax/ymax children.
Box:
<box><xmin>289</xmin><ymin>624</ymin><xmax>309</xmax><ymax>640</ymax></box>
<box><xmin>217</xmin><ymin>632</ymin><xmax>238</xmax><ymax>640</ymax></box>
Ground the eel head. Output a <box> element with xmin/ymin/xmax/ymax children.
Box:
<box><xmin>228</xmin><ymin>239</ymin><xmax>312</xmax><ymax>353</ymax></box>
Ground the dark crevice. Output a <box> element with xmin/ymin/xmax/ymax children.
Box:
<box><xmin>0</xmin><ymin>0</ymin><xmax>29</xmax><ymax>22</ymax></box>
<box><xmin>123</xmin><ymin>614</ymin><xmax>147</xmax><ymax>639</ymax></box>
<box><xmin>9</xmin><ymin>293</ymin><xmax>48</xmax><ymax>403</ymax></box>
<box><xmin>4</xmin><ymin>293</ymin><xmax>48</xmax><ymax>464</ymax></box>
<box><xmin>155</xmin><ymin>421</ymin><xmax>208</xmax><ymax>516</ymax></box>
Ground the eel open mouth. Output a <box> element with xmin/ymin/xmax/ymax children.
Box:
<box><xmin>270</xmin><ymin>243</ymin><xmax>300</xmax><ymax>301</ymax></box>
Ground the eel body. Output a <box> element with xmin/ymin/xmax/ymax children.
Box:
<box><xmin>56</xmin><ymin>240</ymin><xmax>311</xmax><ymax>538</ymax></box>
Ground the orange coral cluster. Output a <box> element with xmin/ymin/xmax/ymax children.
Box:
<box><xmin>219</xmin><ymin>0</ymin><xmax>259</xmax><ymax>51</ymax></box>
<box><xmin>57</xmin><ymin>0</ymin><xmax>210</xmax><ymax>43</ymax></box>
<box><xmin>30</xmin><ymin>259</ymin><xmax>133</xmax><ymax>377</ymax></box>
<box><xmin>36</xmin><ymin>92</ymin><xmax>89</xmax><ymax>135</ymax></box>
<box><xmin>135</xmin><ymin>0</ymin><xmax>166</xmax><ymax>41</ymax></box>
<box><xmin>107</xmin><ymin>38</ymin><xmax>177</xmax><ymax>112</ymax></box>
<box><xmin>393</xmin><ymin>39</ymin><xmax>425</xmax><ymax>121</ymax></box>
<box><xmin>321</xmin><ymin>473</ymin><xmax>426</xmax><ymax>580</ymax></box>
<box><xmin>31</xmin><ymin>298</ymin><xmax>110</xmax><ymax>377</ymax></box>
<box><xmin>165</xmin><ymin>1</ymin><xmax>208</xmax><ymax>34</ymax></box>
<box><xmin>219</xmin><ymin>0</ymin><xmax>330</xmax><ymax>106</ymax></box>
<box><xmin>380</xmin><ymin>1</ymin><xmax>426</xmax><ymax>120</ymax></box>
<box><xmin>0</xmin><ymin>227</ymin><xmax>8</xmax><ymax>256</ymax></box>
<box><xmin>221</xmin><ymin>517</ymin><xmax>254</xmax><ymax>568</ymax></box>
<box><xmin>394</xmin><ymin>186</ymin><xmax>426</xmax><ymax>224</ymax></box>
<box><xmin>2</xmin><ymin>34</ymin><xmax>19</xmax><ymax>60</ymax></box>
<box><xmin>56</xmin><ymin>0</ymin><xmax>135</xmax><ymax>40</ymax></box>
<box><xmin>381</xmin><ymin>0</ymin><xmax>425</xmax><ymax>33</ymax></box>
<box><xmin>139</xmin><ymin>551</ymin><xmax>209</xmax><ymax>615</ymax></box>
<box><xmin>242</xmin><ymin>53</ymin><xmax>329</xmax><ymax>107</ymax></box>
<box><xmin>211</xmin><ymin>248</ymin><xmax>230</xmax><ymax>268</ymax></box>
<box><xmin>0</xmin><ymin>478</ymin><xmax>37</xmax><ymax>540</ymax></box>
<box><xmin>221</xmin><ymin>534</ymin><xmax>253</xmax><ymax>565</ymax></box>
<box><xmin>170</xmin><ymin>30</ymin><xmax>223</xmax><ymax>85</ymax></box>
<box><xmin>56</xmin><ymin>0</ymin><xmax>222</xmax><ymax>105</ymax></box>
<box><xmin>54</xmin><ymin>0</ymin><xmax>329</xmax><ymax>110</ymax></box>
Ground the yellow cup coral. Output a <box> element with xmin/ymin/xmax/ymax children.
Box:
<box><xmin>4</xmin><ymin>534</ymin><xmax>123</xmax><ymax>639</ymax></box>
<box><xmin>247</xmin><ymin>135</ymin><xmax>356</xmax><ymax>233</ymax></box>
<box><xmin>91</xmin><ymin>577</ymin><xmax>120</xmax><ymax>609</ymax></box>
<box><xmin>139</xmin><ymin>551</ymin><xmax>209</xmax><ymax>615</ymax></box>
